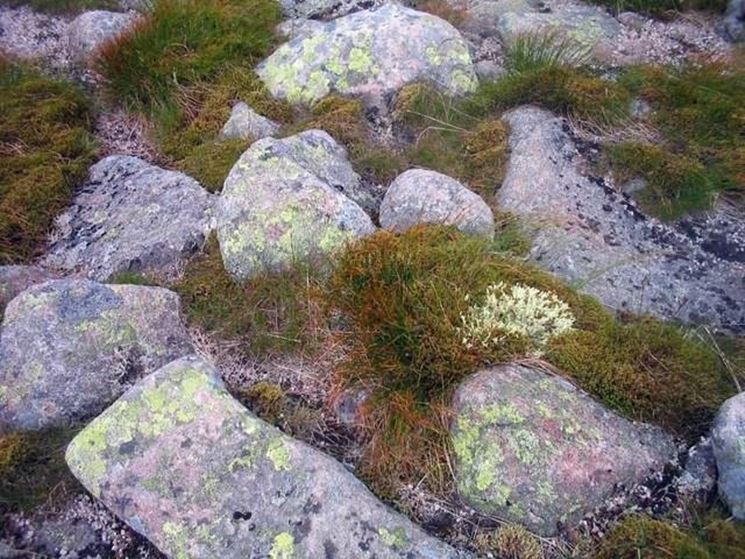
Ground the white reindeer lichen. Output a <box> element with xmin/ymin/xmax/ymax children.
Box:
<box><xmin>458</xmin><ymin>282</ymin><xmax>575</xmax><ymax>354</ymax></box>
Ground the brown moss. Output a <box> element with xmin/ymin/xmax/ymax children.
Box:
<box><xmin>237</xmin><ymin>381</ymin><xmax>286</xmax><ymax>424</ymax></box>
<box><xmin>0</xmin><ymin>61</ymin><xmax>97</xmax><ymax>263</ymax></box>
<box><xmin>595</xmin><ymin>516</ymin><xmax>710</xmax><ymax>559</ymax></box>
<box><xmin>474</xmin><ymin>524</ymin><xmax>544</xmax><ymax>559</ymax></box>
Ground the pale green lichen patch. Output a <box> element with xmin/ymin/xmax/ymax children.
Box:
<box><xmin>378</xmin><ymin>526</ymin><xmax>408</xmax><ymax>550</ymax></box>
<box><xmin>266</xmin><ymin>438</ymin><xmax>292</xmax><ymax>471</ymax></box>
<box><xmin>269</xmin><ymin>532</ymin><xmax>295</xmax><ymax>559</ymax></box>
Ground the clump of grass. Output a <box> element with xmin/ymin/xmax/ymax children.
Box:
<box><xmin>0</xmin><ymin>428</ymin><xmax>80</xmax><ymax>510</ymax></box>
<box><xmin>326</xmin><ymin>226</ymin><xmax>603</xmax><ymax>495</ymax></box>
<box><xmin>175</xmin><ymin>236</ymin><xmax>325</xmax><ymax>356</ymax></box>
<box><xmin>410</xmin><ymin>0</ymin><xmax>467</xmax><ymax>27</ymax></box>
<box><xmin>547</xmin><ymin>317</ymin><xmax>734</xmax><ymax>438</ymax></box>
<box><xmin>606</xmin><ymin>61</ymin><xmax>744</xmax><ymax>218</ymax></box>
<box><xmin>0</xmin><ymin>60</ymin><xmax>97</xmax><ymax>264</ymax></box>
<box><xmin>0</xmin><ymin>0</ymin><xmax>118</xmax><ymax>13</ymax></box>
<box><xmin>595</xmin><ymin>510</ymin><xmax>745</xmax><ymax>559</ymax></box>
<box><xmin>468</xmin><ymin>35</ymin><xmax>630</xmax><ymax>128</ymax></box>
<box><xmin>98</xmin><ymin>0</ymin><xmax>282</xmax><ymax>116</ymax></box>
<box><xmin>98</xmin><ymin>2</ymin><xmax>290</xmax><ymax>192</ymax></box>
<box><xmin>394</xmin><ymin>85</ymin><xmax>509</xmax><ymax>197</ymax></box>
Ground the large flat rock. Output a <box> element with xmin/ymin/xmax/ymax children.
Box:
<box><xmin>66</xmin><ymin>355</ymin><xmax>457</xmax><ymax>558</ymax></box>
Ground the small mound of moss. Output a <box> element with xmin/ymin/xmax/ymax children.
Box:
<box><xmin>175</xmin><ymin>236</ymin><xmax>325</xmax><ymax>356</ymax></box>
<box><xmin>474</xmin><ymin>524</ymin><xmax>543</xmax><ymax>559</ymax></box>
<box><xmin>0</xmin><ymin>428</ymin><xmax>80</xmax><ymax>510</ymax></box>
<box><xmin>0</xmin><ymin>60</ymin><xmax>97</xmax><ymax>264</ymax></box>
<box><xmin>596</xmin><ymin>512</ymin><xmax>745</xmax><ymax>559</ymax></box>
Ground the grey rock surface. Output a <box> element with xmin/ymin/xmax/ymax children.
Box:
<box><xmin>451</xmin><ymin>364</ymin><xmax>676</xmax><ymax>535</ymax></box>
<box><xmin>277</xmin><ymin>17</ymin><xmax>326</xmax><ymax>41</ymax></box>
<box><xmin>257</xmin><ymin>4</ymin><xmax>477</xmax><ymax>106</ymax></box>
<box><xmin>67</xmin><ymin>10</ymin><xmax>139</xmax><ymax>60</ymax></box>
<box><xmin>43</xmin><ymin>156</ymin><xmax>215</xmax><ymax>281</ymax></box>
<box><xmin>712</xmin><ymin>391</ymin><xmax>745</xmax><ymax>519</ymax></box>
<box><xmin>219</xmin><ymin>102</ymin><xmax>280</xmax><ymax>141</ymax></box>
<box><xmin>0</xmin><ymin>266</ymin><xmax>55</xmax><ymax>315</ymax></box>
<box><xmin>66</xmin><ymin>355</ymin><xmax>458</xmax><ymax>558</ymax></box>
<box><xmin>677</xmin><ymin>437</ymin><xmax>717</xmax><ymax>502</ymax></box>
<box><xmin>0</xmin><ymin>279</ymin><xmax>193</xmax><ymax>431</ymax></box>
<box><xmin>217</xmin><ymin>130</ymin><xmax>375</xmax><ymax>281</ymax></box>
<box><xmin>497</xmin><ymin>106</ymin><xmax>745</xmax><ymax>334</ymax></box>
<box><xmin>380</xmin><ymin>169</ymin><xmax>494</xmax><ymax>237</ymax></box>
<box><xmin>278</xmin><ymin>0</ymin><xmax>383</xmax><ymax>19</ymax></box>
<box><xmin>723</xmin><ymin>0</ymin><xmax>744</xmax><ymax>41</ymax></box>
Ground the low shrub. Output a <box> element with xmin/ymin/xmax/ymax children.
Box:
<box><xmin>0</xmin><ymin>60</ymin><xmax>96</xmax><ymax>264</ymax></box>
<box><xmin>0</xmin><ymin>428</ymin><xmax>80</xmax><ymax>510</ymax></box>
<box><xmin>175</xmin><ymin>236</ymin><xmax>325</xmax><ymax>356</ymax></box>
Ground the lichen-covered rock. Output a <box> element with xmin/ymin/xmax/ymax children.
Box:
<box><xmin>43</xmin><ymin>156</ymin><xmax>215</xmax><ymax>281</ymax></box>
<box><xmin>0</xmin><ymin>265</ymin><xmax>55</xmax><ymax>315</ymax></box>
<box><xmin>218</xmin><ymin>102</ymin><xmax>280</xmax><ymax>141</ymax></box>
<box><xmin>277</xmin><ymin>17</ymin><xmax>326</xmax><ymax>41</ymax></box>
<box><xmin>711</xmin><ymin>391</ymin><xmax>745</xmax><ymax>519</ymax></box>
<box><xmin>497</xmin><ymin>106</ymin><xmax>745</xmax><ymax>334</ymax></box>
<box><xmin>257</xmin><ymin>4</ymin><xmax>477</xmax><ymax>106</ymax></box>
<box><xmin>0</xmin><ymin>279</ymin><xmax>194</xmax><ymax>432</ymax></box>
<box><xmin>497</xmin><ymin>4</ymin><xmax>621</xmax><ymax>59</ymax></box>
<box><xmin>278</xmin><ymin>0</ymin><xmax>383</xmax><ymax>19</ymax></box>
<box><xmin>723</xmin><ymin>0</ymin><xmax>745</xmax><ymax>41</ymax></box>
<box><xmin>66</xmin><ymin>355</ymin><xmax>458</xmax><ymax>558</ymax></box>
<box><xmin>67</xmin><ymin>10</ymin><xmax>140</xmax><ymax>60</ymax></box>
<box><xmin>217</xmin><ymin>130</ymin><xmax>375</xmax><ymax>281</ymax></box>
<box><xmin>451</xmin><ymin>364</ymin><xmax>675</xmax><ymax>536</ymax></box>
<box><xmin>380</xmin><ymin>169</ymin><xmax>494</xmax><ymax>237</ymax></box>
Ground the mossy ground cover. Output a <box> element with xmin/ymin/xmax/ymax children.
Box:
<box><xmin>324</xmin><ymin>226</ymin><xmax>735</xmax><ymax>496</ymax></box>
<box><xmin>0</xmin><ymin>428</ymin><xmax>81</xmax><ymax>510</ymax></box>
<box><xmin>595</xmin><ymin>509</ymin><xmax>745</xmax><ymax>559</ymax></box>
<box><xmin>97</xmin><ymin>0</ymin><xmax>288</xmax><ymax>191</ymax></box>
<box><xmin>0</xmin><ymin>59</ymin><xmax>97</xmax><ymax>264</ymax></box>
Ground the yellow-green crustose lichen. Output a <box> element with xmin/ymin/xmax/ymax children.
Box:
<box><xmin>269</xmin><ymin>532</ymin><xmax>295</xmax><ymax>559</ymax></box>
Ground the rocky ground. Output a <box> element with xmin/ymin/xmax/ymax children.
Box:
<box><xmin>1</xmin><ymin>0</ymin><xmax>744</xmax><ymax>557</ymax></box>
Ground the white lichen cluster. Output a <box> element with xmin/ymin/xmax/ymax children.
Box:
<box><xmin>458</xmin><ymin>282</ymin><xmax>575</xmax><ymax>355</ymax></box>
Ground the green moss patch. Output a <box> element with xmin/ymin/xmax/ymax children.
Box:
<box><xmin>596</xmin><ymin>511</ymin><xmax>745</xmax><ymax>559</ymax></box>
<box><xmin>0</xmin><ymin>60</ymin><xmax>97</xmax><ymax>264</ymax></box>
<box><xmin>606</xmin><ymin>61</ymin><xmax>745</xmax><ymax>219</ymax></box>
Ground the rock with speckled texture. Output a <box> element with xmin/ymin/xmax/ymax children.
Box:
<box><xmin>0</xmin><ymin>265</ymin><xmax>55</xmax><ymax>315</ymax></box>
<box><xmin>257</xmin><ymin>4</ymin><xmax>477</xmax><ymax>106</ymax></box>
<box><xmin>0</xmin><ymin>279</ymin><xmax>194</xmax><ymax>432</ymax></box>
<box><xmin>380</xmin><ymin>169</ymin><xmax>494</xmax><ymax>238</ymax></box>
<box><xmin>723</xmin><ymin>0</ymin><xmax>745</xmax><ymax>42</ymax></box>
<box><xmin>278</xmin><ymin>0</ymin><xmax>383</xmax><ymax>19</ymax></box>
<box><xmin>43</xmin><ymin>156</ymin><xmax>215</xmax><ymax>282</ymax></box>
<box><xmin>216</xmin><ymin>130</ymin><xmax>375</xmax><ymax>281</ymax></box>
<box><xmin>219</xmin><ymin>102</ymin><xmax>280</xmax><ymax>141</ymax></box>
<box><xmin>497</xmin><ymin>106</ymin><xmax>745</xmax><ymax>334</ymax></box>
<box><xmin>66</xmin><ymin>355</ymin><xmax>459</xmax><ymax>558</ymax></box>
<box><xmin>451</xmin><ymin>364</ymin><xmax>675</xmax><ymax>536</ymax></box>
<box><xmin>67</xmin><ymin>10</ymin><xmax>140</xmax><ymax>60</ymax></box>
<box><xmin>712</xmin><ymin>392</ymin><xmax>745</xmax><ymax>519</ymax></box>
